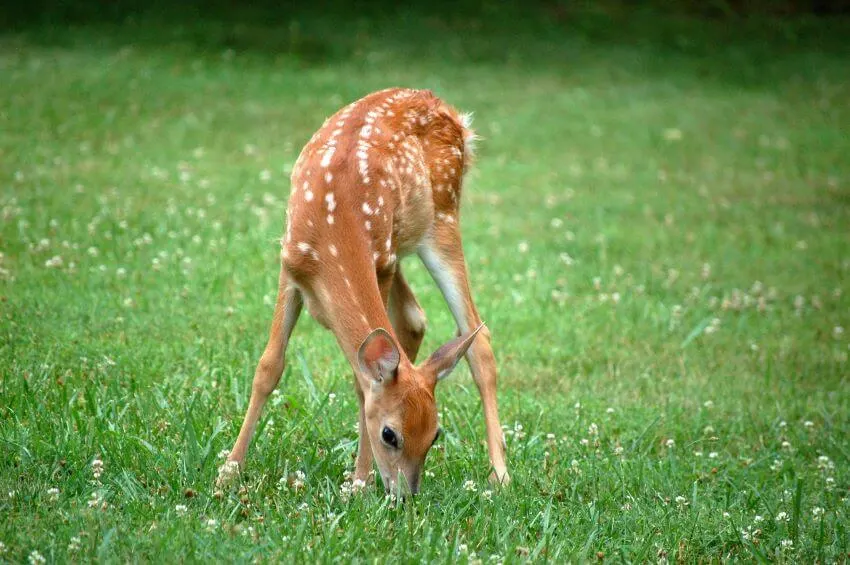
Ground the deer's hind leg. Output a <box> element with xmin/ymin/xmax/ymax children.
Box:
<box><xmin>387</xmin><ymin>266</ymin><xmax>427</xmax><ymax>362</ymax></box>
<box><xmin>418</xmin><ymin>225</ymin><xmax>509</xmax><ymax>485</ymax></box>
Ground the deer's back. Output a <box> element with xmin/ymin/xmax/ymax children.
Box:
<box><xmin>281</xmin><ymin>88</ymin><xmax>474</xmax><ymax>282</ymax></box>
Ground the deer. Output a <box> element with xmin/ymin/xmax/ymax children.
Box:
<box><xmin>218</xmin><ymin>87</ymin><xmax>509</xmax><ymax>495</ymax></box>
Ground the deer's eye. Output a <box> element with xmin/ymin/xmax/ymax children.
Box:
<box><xmin>381</xmin><ymin>426</ymin><xmax>399</xmax><ymax>448</ymax></box>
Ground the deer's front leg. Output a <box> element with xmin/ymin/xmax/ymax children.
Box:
<box><xmin>352</xmin><ymin>378</ymin><xmax>374</xmax><ymax>484</ymax></box>
<box><xmin>218</xmin><ymin>266</ymin><xmax>302</xmax><ymax>486</ymax></box>
<box><xmin>419</xmin><ymin>227</ymin><xmax>510</xmax><ymax>485</ymax></box>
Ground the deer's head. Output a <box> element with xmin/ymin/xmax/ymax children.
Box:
<box><xmin>356</xmin><ymin>324</ymin><xmax>483</xmax><ymax>495</ymax></box>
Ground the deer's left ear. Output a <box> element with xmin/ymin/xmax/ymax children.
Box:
<box><xmin>357</xmin><ymin>328</ymin><xmax>401</xmax><ymax>384</ymax></box>
<box><xmin>422</xmin><ymin>323</ymin><xmax>485</xmax><ymax>382</ymax></box>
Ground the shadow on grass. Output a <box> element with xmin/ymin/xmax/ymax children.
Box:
<box><xmin>2</xmin><ymin>1</ymin><xmax>849</xmax><ymax>88</ymax></box>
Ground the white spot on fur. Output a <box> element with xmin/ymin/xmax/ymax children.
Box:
<box><xmin>320</xmin><ymin>146</ymin><xmax>336</xmax><ymax>168</ymax></box>
<box><xmin>365</xmin><ymin>220</ymin><xmax>372</xmax><ymax>231</ymax></box>
<box><xmin>327</xmin><ymin>214</ymin><xmax>334</xmax><ymax>225</ymax></box>
<box><xmin>325</xmin><ymin>192</ymin><xmax>336</xmax><ymax>212</ymax></box>
<box><xmin>362</xmin><ymin>202</ymin><xmax>373</xmax><ymax>215</ymax></box>
<box><xmin>304</xmin><ymin>189</ymin><xmax>314</xmax><ymax>202</ymax></box>
<box><xmin>325</xmin><ymin>172</ymin><xmax>333</xmax><ymax>184</ymax></box>
<box><xmin>297</xmin><ymin>242</ymin><xmax>319</xmax><ymax>260</ymax></box>
<box><xmin>329</xmin><ymin>244</ymin><xmax>338</xmax><ymax>257</ymax></box>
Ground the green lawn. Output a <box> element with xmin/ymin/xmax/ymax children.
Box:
<box><xmin>1</xmin><ymin>8</ymin><xmax>849</xmax><ymax>563</ymax></box>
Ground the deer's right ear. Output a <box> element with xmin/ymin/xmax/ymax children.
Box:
<box><xmin>357</xmin><ymin>328</ymin><xmax>400</xmax><ymax>385</ymax></box>
<box><xmin>422</xmin><ymin>323</ymin><xmax>485</xmax><ymax>382</ymax></box>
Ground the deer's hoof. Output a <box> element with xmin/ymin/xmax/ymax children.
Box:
<box><xmin>489</xmin><ymin>469</ymin><xmax>511</xmax><ymax>487</ymax></box>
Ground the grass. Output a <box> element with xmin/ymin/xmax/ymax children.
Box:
<box><xmin>1</xmin><ymin>6</ymin><xmax>849</xmax><ymax>562</ymax></box>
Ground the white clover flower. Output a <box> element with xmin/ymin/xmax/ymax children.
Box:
<box><xmin>665</xmin><ymin>439</ymin><xmax>675</xmax><ymax>449</ymax></box>
<box><xmin>606</xmin><ymin>407</ymin><xmax>615</xmax><ymax>414</ymax></box>
<box><xmin>723</xmin><ymin>511</ymin><xmax>730</xmax><ymax>518</ymax></box>
<box><xmin>292</xmin><ymin>470</ymin><xmax>306</xmax><ymax>491</ymax></box>
<box><xmin>753</xmin><ymin>515</ymin><xmax>764</xmax><ymax>523</ymax></box>
<box><xmin>205</xmin><ymin>518</ymin><xmax>218</xmax><ymax>531</ymax></box>
<box><xmin>45</xmin><ymin>255</ymin><xmax>64</xmax><ymax>268</ymax></box>
<box><xmin>87</xmin><ymin>491</ymin><xmax>106</xmax><ymax>510</ymax></box>
<box><xmin>91</xmin><ymin>457</ymin><xmax>104</xmax><ymax>479</ymax></box>
<box><xmin>482</xmin><ymin>490</ymin><xmax>493</xmax><ymax>501</ymax></box>
<box><xmin>0</xmin><ymin>542</ymin><xmax>6</xmax><ymax>554</ymax></box>
<box><xmin>675</xmin><ymin>496</ymin><xmax>688</xmax><ymax>508</ymax></box>
<box><xmin>297</xmin><ymin>502</ymin><xmax>309</xmax><ymax>511</ymax></box>
<box><xmin>517</xmin><ymin>241</ymin><xmax>529</xmax><ymax>253</ymax></box>
<box><xmin>217</xmin><ymin>449</ymin><xmax>230</xmax><ymax>460</ymax></box>
<box><xmin>812</xmin><ymin>507</ymin><xmax>824</xmax><ymax>517</ymax></box>
<box><xmin>68</xmin><ymin>537</ymin><xmax>81</xmax><ymax>552</ymax></box>
<box><xmin>804</xmin><ymin>421</ymin><xmax>814</xmax><ymax>428</ymax></box>
<box><xmin>558</xmin><ymin>252</ymin><xmax>575</xmax><ymax>266</ymax></box>
<box><xmin>776</xmin><ymin>511</ymin><xmax>789</xmax><ymax>522</ymax></box>
<box><xmin>588</xmin><ymin>423</ymin><xmax>598</xmax><ymax>436</ymax></box>
<box><xmin>546</xmin><ymin>433</ymin><xmax>556</xmax><ymax>441</ymax></box>
<box><xmin>28</xmin><ymin>550</ymin><xmax>46</xmax><ymax>565</ymax></box>
<box><xmin>512</xmin><ymin>422</ymin><xmax>526</xmax><ymax>440</ymax></box>
<box><xmin>463</xmin><ymin>480</ymin><xmax>477</xmax><ymax>492</ymax></box>
<box><xmin>216</xmin><ymin>460</ymin><xmax>240</xmax><ymax>486</ymax></box>
<box><xmin>781</xmin><ymin>441</ymin><xmax>792</xmax><ymax>450</ymax></box>
<box><xmin>47</xmin><ymin>487</ymin><xmax>59</xmax><ymax>501</ymax></box>
<box><xmin>780</xmin><ymin>539</ymin><xmax>793</xmax><ymax>550</ymax></box>
<box><xmin>708</xmin><ymin>452</ymin><xmax>718</xmax><ymax>459</ymax></box>
<box><xmin>175</xmin><ymin>504</ymin><xmax>188</xmax><ymax>516</ymax></box>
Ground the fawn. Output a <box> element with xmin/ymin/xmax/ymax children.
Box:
<box><xmin>219</xmin><ymin>88</ymin><xmax>509</xmax><ymax>494</ymax></box>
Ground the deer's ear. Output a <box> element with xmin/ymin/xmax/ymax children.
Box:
<box><xmin>357</xmin><ymin>328</ymin><xmax>400</xmax><ymax>384</ymax></box>
<box><xmin>422</xmin><ymin>323</ymin><xmax>485</xmax><ymax>382</ymax></box>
